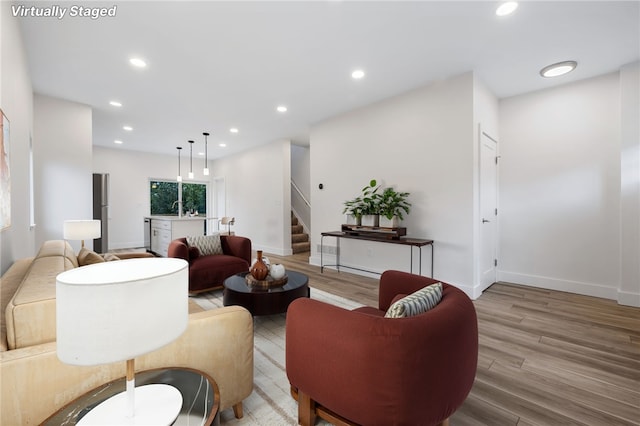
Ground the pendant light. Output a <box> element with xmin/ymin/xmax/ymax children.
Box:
<box><xmin>203</xmin><ymin>132</ymin><xmax>210</xmax><ymax>176</ymax></box>
<box><xmin>188</xmin><ymin>140</ymin><xmax>195</xmax><ymax>179</ymax></box>
<box><xmin>176</xmin><ymin>146</ymin><xmax>183</xmax><ymax>182</ymax></box>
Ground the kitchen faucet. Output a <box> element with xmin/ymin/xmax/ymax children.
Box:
<box><xmin>171</xmin><ymin>200</ymin><xmax>183</xmax><ymax>217</ymax></box>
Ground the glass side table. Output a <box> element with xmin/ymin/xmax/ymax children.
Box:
<box><xmin>42</xmin><ymin>367</ymin><xmax>220</xmax><ymax>425</ymax></box>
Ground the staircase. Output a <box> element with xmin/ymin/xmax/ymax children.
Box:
<box><xmin>291</xmin><ymin>212</ymin><xmax>310</xmax><ymax>254</ymax></box>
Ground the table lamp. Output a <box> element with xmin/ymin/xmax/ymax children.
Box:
<box><xmin>56</xmin><ymin>257</ymin><xmax>189</xmax><ymax>425</ymax></box>
<box><xmin>63</xmin><ymin>219</ymin><xmax>101</xmax><ymax>248</ymax></box>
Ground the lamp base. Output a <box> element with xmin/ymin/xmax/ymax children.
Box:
<box><xmin>78</xmin><ymin>384</ymin><xmax>182</xmax><ymax>425</ymax></box>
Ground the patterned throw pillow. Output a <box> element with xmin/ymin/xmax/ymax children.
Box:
<box><xmin>77</xmin><ymin>247</ymin><xmax>106</xmax><ymax>266</ymax></box>
<box><xmin>384</xmin><ymin>282</ymin><xmax>443</xmax><ymax>318</ymax></box>
<box><xmin>187</xmin><ymin>234</ymin><xmax>223</xmax><ymax>256</ymax></box>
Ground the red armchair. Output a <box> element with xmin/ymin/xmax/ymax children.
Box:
<box><xmin>168</xmin><ymin>235</ymin><xmax>251</xmax><ymax>293</ymax></box>
<box><xmin>286</xmin><ymin>270</ymin><xmax>478</xmax><ymax>426</ymax></box>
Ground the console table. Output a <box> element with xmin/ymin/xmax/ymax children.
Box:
<box><xmin>320</xmin><ymin>231</ymin><xmax>434</xmax><ymax>277</ymax></box>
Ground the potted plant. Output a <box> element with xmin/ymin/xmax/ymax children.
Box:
<box><xmin>378</xmin><ymin>187</ymin><xmax>411</xmax><ymax>228</ymax></box>
<box><xmin>342</xmin><ymin>179</ymin><xmax>381</xmax><ymax>227</ymax></box>
<box><xmin>359</xmin><ymin>179</ymin><xmax>381</xmax><ymax>227</ymax></box>
<box><xmin>342</xmin><ymin>197</ymin><xmax>364</xmax><ymax>225</ymax></box>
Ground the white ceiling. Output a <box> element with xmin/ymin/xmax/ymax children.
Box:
<box><xmin>18</xmin><ymin>1</ymin><xmax>640</xmax><ymax>159</ymax></box>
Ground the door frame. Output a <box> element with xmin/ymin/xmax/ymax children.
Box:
<box><xmin>478</xmin><ymin>127</ymin><xmax>499</xmax><ymax>294</ymax></box>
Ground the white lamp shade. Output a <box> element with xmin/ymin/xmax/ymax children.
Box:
<box><xmin>63</xmin><ymin>220</ymin><xmax>101</xmax><ymax>241</ymax></box>
<box><xmin>56</xmin><ymin>258</ymin><xmax>189</xmax><ymax>366</ymax></box>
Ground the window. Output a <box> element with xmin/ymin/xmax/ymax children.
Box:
<box><xmin>150</xmin><ymin>180</ymin><xmax>207</xmax><ymax>216</ymax></box>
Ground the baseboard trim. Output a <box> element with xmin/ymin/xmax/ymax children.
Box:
<box><xmin>617</xmin><ymin>290</ymin><xmax>640</xmax><ymax>307</ymax></box>
<box><xmin>497</xmin><ymin>270</ymin><xmax>619</xmax><ymax>301</ymax></box>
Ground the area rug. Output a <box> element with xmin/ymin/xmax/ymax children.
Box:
<box><xmin>190</xmin><ymin>287</ymin><xmax>364</xmax><ymax>425</ymax></box>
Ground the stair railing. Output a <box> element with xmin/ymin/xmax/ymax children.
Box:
<box><xmin>291</xmin><ymin>180</ymin><xmax>311</xmax><ymax>235</ymax></box>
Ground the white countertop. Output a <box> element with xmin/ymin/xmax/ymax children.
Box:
<box><xmin>147</xmin><ymin>216</ymin><xmax>216</xmax><ymax>221</ymax></box>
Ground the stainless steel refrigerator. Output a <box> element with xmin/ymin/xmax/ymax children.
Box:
<box><xmin>93</xmin><ymin>173</ymin><xmax>109</xmax><ymax>253</ymax></box>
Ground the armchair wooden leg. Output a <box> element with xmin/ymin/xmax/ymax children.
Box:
<box><xmin>297</xmin><ymin>389</ymin><xmax>317</xmax><ymax>426</ymax></box>
<box><xmin>233</xmin><ymin>402</ymin><xmax>244</xmax><ymax>419</ymax></box>
<box><xmin>436</xmin><ymin>418</ymin><xmax>450</xmax><ymax>426</ymax></box>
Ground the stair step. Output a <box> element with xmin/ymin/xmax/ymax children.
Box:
<box><xmin>292</xmin><ymin>233</ymin><xmax>309</xmax><ymax>243</ymax></box>
<box><xmin>291</xmin><ymin>216</ymin><xmax>298</xmax><ymax>226</ymax></box>
<box><xmin>292</xmin><ymin>241</ymin><xmax>311</xmax><ymax>254</ymax></box>
<box><xmin>291</xmin><ymin>224</ymin><xmax>303</xmax><ymax>234</ymax></box>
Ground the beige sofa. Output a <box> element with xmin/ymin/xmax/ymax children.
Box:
<box><xmin>1</xmin><ymin>240</ymin><xmax>254</xmax><ymax>424</ymax></box>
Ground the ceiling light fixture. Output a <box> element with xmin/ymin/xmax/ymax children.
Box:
<box><xmin>540</xmin><ymin>60</ymin><xmax>577</xmax><ymax>78</ymax></box>
<box><xmin>109</xmin><ymin>101</ymin><xmax>122</xmax><ymax>107</ymax></box>
<box><xmin>123</xmin><ymin>126</ymin><xmax>133</xmax><ymax>131</ymax></box>
<box><xmin>129</xmin><ymin>57</ymin><xmax>147</xmax><ymax>68</ymax></box>
<box><xmin>202</xmin><ymin>132</ymin><xmax>210</xmax><ymax>176</ymax></box>
<box><xmin>277</xmin><ymin>105</ymin><xmax>287</xmax><ymax>113</ymax></box>
<box><xmin>351</xmin><ymin>70</ymin><xmax>365</xmax><ymax>79</ymax></box>
<box><xmin>496</xmin><ymin>2</ymin><xmax>518</xmax><ymax>16</ymax></box>
<box><xmin>114</xmin><ymin>140</ymin><xmax>123</xmax><ymax>145</ymax></box>
<box><xmin>230</xmin><ymin>128</ymin><xmax>238</xmax><ymax>134</ymax></box>
<box><xmin>188</xmin><ymin>140</ymin><xmax>194</xmax><ymax>179</ymax></box>
<box><xmin>219</xmin><ymin>143</ymin><xmax>227</xmax><ymax>148</ymax></box>
<box><xmin>176</xmin><ymin>146</ymin><xmax>182</xmax><ymax>182</ymax></box>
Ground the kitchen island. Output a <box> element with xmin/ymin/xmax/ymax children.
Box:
<box><xmin>146</xmin><ymin>216</ymin><xmax>215</xmax><ymax>257</ymax></box>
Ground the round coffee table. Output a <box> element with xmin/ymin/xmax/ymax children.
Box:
<box><xmin>223</xmin><ymin>271</ymin><xmax>310</xmax><ymax>315</ymax></box>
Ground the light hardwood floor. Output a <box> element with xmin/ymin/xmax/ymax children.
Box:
<box><xmin>268</xmin><ymin>252</ymin><xmax>640</xmax><ymax>426</ymax></box>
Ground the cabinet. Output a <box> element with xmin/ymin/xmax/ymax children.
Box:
<box><xmin>150</xmin><ymin>218</ymin><xmax>205</xmax><ymax>257</ymax></box>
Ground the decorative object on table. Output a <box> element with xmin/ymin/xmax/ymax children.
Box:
<box><xmin>378</xmin><ymin>186</ymin><xmax>411</xmax><ymax>228</ymax></box>
<box><xmin>269</xmin><ymin>263</ymin><xmax>286</xmax><ymax>280</ymax></box>
<box><xmin>341</xmin><ymin>224</ymin><xmax>407</xmax><ymax>240</ymax></box>
<box><xmin>342</xmin><ymin>179</ymin><xmax>381</xmax><ymax>227</ymax></box>
<box><xmin>56</xmin><ymin>257</ymin><xmax>189</xmax><ymax>425</ymax></box>
<box><xmin>250</xmin><ymin>250</ymin><xmax>269</xmax><ymax>280</ymax></box>
<box><xmin>245</xmin><ymin>272</ymin><xmax>288</xmax><ymax>289</ymax></box>
<box><xmin>63</xmin><ymin>219</ymin><xmax>101</xmax><ymax>249</ymax></box>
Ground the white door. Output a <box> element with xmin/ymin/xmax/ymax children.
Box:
<box><xmin>479</xmin><ymin>131</ymin><xmax>498</xmax><ymax>291</ymax></box>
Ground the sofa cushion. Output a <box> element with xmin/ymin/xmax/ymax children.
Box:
<box><xmin>77</xmin><ymin>248</ymin><xmax>105</xmax><ymax>266</ymax></box>
<box><xmin>102</xmin><ymin>253</ymin><xmax>122</xmax><ymax>261</ymax></box>
<box><xmin>5</xmin><ymin>240</ymin><xmax>77</xmax><ymax>349</ymax></box>
<box><xmin>187</xmin><ymin>234</ymin><xmax>223</xmax><ymax>256</ymax></box>
<box><xmin>384</xmin><ymin>282</ymin><xmax>443</xmax><ymax>318</ymax></box>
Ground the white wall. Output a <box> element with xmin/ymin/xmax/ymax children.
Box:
<box><xmin>92</xmin><ymin>146</ymin><xmax>213</xmax><ymax>250</ymax></box>
<box><xmin>309</xmin><ymin>72</ymin><xmax>477</xmax><ymax>295</ymax></box>
<box><xmin>212</xmin><ymin>139</ymin><xmax>292</xmax><ymax>255</ymax></box>
<box><xmin>33</xmin><ymin>95</ymin><xmax>93</xmax><ymax>252</ymax></box>
<box><xmin>0</xmin><ymin>2</ymin><xmax>35</xmax><ymax>273</ymax></box>
<box><xmin>619</xmin><ymin>62</ymin><xmax>640</xmax><ymax>306</ymax></box>
<box><xmin>291</xmin><ymin>144</ymin><xmax>310</xmax><ymax>200</ymax></box>
<box><xmin>499</xmin><ymin>73</ymin><xmax>623</xmax><ymax>300</ymax></box>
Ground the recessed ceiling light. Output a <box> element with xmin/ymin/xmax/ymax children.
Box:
<box><xmin>219</xmin><ymin>143</ymin><xmax>227</xmax><ymax>147</ymax></box>
<box><xmin>277</xmin><ymin>105</ymin><xmax>288</xmax><ymax>113</ymax></box>
<box><xmin>351</xmin><ymin>69</ymin><xmax>365</xmax><ymax>79</ymax></box>
<box><xmin>230</xmin><ymin>128</ymin><xmax>239</xmax><ymax>134</ymax></box>
<box><xmin>129</xmin><ymin>57</ymin><xmax>147</xmax><ymax>68</ymax></box>
<box><xmin>198</xmin><ymin>151</ymin><xmax>205</xmax><ymax>156</ymax></box>
<box><xmin>123</xmin><ymin>125</ymin><xmax>133</xmax><ymax>131</ymax></box>
<box><xmin>540</xmin><ymin>61</ymin><xmax>577</xmax><ymax>78</ymax></box>
<box><xmin>109</xmin><ymin>101</ymin><xmax>122</xmax><ymax>107</ymax></box>
<box><xmin>496</xmin><ymin>2</ymin><xmax>518</xmax><ymax>16</ymax></box>
<box><xmin>114</xmin><ymin>140</ymin><xmax>123</xmax><ymax>145</ymax></box>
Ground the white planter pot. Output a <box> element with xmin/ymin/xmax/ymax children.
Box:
<box><xmin>345</xmin><ymin>214</ymin><xmax>361</xmax><ymax>226</ymax></box>
<box><xmin>361</xmin><ymin>215</ymin><xmax>379</xmax><ymax>227</ymax></box>
<box><xmin>379</xmin><ymin>216</ymin><xmax>399</xmax><ymax>228</ymax></box>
